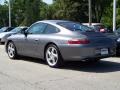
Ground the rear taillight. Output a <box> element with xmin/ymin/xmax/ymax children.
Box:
<box><xmin>68</xmin><ymin>39</ymin><xmax>90</xmax><ymax>44</ymax></box>
<box><xmin>100</xmin><ymin>29</ymin><xmax>105</xmax><ymax>32</ymax></box>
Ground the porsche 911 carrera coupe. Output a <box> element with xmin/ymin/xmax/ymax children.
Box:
<box><xmin>5</xmin><ymin>20</ymin><xmax>116</xmax><ymax>68</ymax></box>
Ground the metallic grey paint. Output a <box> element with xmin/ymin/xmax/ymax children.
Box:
<box><xmin>6</xmin><ymin>20</ymin><xmax>116</xmax><ymax>61</ymax></box>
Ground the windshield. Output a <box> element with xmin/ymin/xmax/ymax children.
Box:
<box><xmin>10</xmin><ymin>27</ymin><xmax>22</xmax><ymax>33</ymax></box>
<box><xmin>0</xmin><ymin>29</ymin><xmax>3</xmax><ymax>33</ymax></box>
<box><xmin>0</xmin><ymin>27</ymin><xmax>8</xmax><ymax>32</ymax></box>
<box><xmin>57</xmin><ymin>22</ymin><xmax>93</xmax><ymax>32</ymax></box>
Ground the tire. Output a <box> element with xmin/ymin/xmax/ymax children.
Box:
<box><xmin>45</xmin><ymin>44</ymin><xmax>64</xmax><ymax>68</ymax></box>
<box><xmin>7</xmin><ymin>41</ymin><xmax>18</xmax><ymax>59</ymax></box>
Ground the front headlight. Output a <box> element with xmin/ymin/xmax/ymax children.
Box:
<box><xmin>117</xmin><ymin>38</ymin><xmax>120</xmax><ymax>42</ymax></box>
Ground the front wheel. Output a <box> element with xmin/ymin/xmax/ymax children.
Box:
<box><xmin>7</xmin><ymin>42</ymin><xmax>18</xmax><ymax>59</ymax></box>
<box><xmin>45</xmin><ymin>44</ymin><xmax>64</xmax><ymax>68</ymax></box>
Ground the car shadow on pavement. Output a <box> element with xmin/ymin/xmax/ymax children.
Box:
<box><xmin>61</xmin><ymin>60</ymin><xmax>120</xmax><ymax>73</ymax></box>
<box><xmin>17</xmin><ymin>56</ymin><xmax>120</xmax><ymax>73</ymax></box>
<box><xmin>17</xmin><ymin>56</ymin><xmax>47</xmax><ymax>65</ymax></box>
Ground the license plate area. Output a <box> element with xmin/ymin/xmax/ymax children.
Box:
<box><xmin>101</xmin><ymin>48</ymin><xmax>109</xmax><ymax>55</ymax></box>
<box><xmin>95</xmin><ymin>48</ymin><xmax>109</xmax><ymax>55</ymax></box>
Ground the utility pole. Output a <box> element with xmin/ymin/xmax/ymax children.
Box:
<box><xmin>9</xmin><ymin>0</ymin><xmax>11</xmax><ymax>27</ymax></box>
<box><xmin>113</xmin><ymin>0</ymin><xmax>117</xmax><ymax>33</ymax></box>
<box><xmin>88</xmin><ymin>0</ymin><xmax>92</xmax><ymax>26</ymax></box>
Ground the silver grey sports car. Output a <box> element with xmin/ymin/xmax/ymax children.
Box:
<box><xmin>5</xmin><ymin>20</ymin><xmax>116</xmax><ymax>68</ymax></box>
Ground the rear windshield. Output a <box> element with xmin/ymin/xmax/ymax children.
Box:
<box><xmin>94</xmin><ymin>25</ymin><xmax>105</xmax><ymax>28</ymax></box>
<box><xmin>57</xmin><ymin>22</ymin><xmax>93</xmax><ymax>32</ymax></box>
<box><xmin>94</xmin><ymin>25</ymin><xmax>105</xmax><ymax>31</ymax></box>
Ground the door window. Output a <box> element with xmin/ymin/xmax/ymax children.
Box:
<box><xmin>27</xmin><ymin>23</ymin><xmax>47</xmax><ymax>34</ymax></box>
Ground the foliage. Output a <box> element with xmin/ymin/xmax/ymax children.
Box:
<box><xmin>0</xmin><ymin>0</ymin><xmax>119</xmax><ymax>30</ymax></box>
<box><xmin>92</xmin><ymin>0</ymin><xmax>112</xmax><ymax>22</ymax></box>
<box><xmin>22</xmin><ymin>0</ymin><xmax>41</xmax><ymax>26</ymax></box>
<box><xmin>0</xmin><ymin>4</ymin><xmax>9</xmax><ymax>26</ymax></box>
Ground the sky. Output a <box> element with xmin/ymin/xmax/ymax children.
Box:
<box><xmin>0</xmin><ymin>0</ymin><xmax>53</xmax><ymax>5</ymax></box>
<box><xmin>0</xmin><ymin>0</ymin><xmax>4</xmax><ymax>4</ymax></box>
<box><xmin>43</xmin><ymin>0</ymin><xmax>53</xmax><ymax>4</ymax></box>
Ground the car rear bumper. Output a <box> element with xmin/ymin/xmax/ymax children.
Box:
<box><xmin>59</xmin><ymin>45</ymin><xmax>116</xmax><ymax>61</ymax></box>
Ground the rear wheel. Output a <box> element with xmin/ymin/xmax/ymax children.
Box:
<box><xmin>45</xmin><ymin>44</ymin><xmax>64</xmax><ymax>68</ymax></box>
<box><xmin>7</xmin><ymin>42</ymin><xmax>18</xmax><ymax>59</ymax></box>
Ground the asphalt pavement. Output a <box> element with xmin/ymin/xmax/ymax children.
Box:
<box><xmin>0</xmin><ymin>45</ymin><xmax>120</xmax><ymax>90</ymax></box>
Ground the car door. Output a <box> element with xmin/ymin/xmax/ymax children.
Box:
<box><xmin>31</xmin><ymin>24</ymin><xmax>60</xmax><ymax>58</ymax></box>
<box><xmin>16</xmin><ymin>23</ymin><xmax>47</xmax><ymax>57</ymax></box>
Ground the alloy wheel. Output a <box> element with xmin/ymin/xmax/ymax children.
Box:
<box><xmin>46</xmin><ymin>46</ymin><xmax>58</xmax><ymax>66</ymax></box>
<box><xmin>7</xmin><ymin>42</ymin><xmax>16</xmax><ymax>59</ymax></box>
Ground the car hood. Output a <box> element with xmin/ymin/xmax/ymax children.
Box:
<box><xmin>0</xmin><ymin>32</ymin><xmax>15</xmax><ymax>38</ymax></box>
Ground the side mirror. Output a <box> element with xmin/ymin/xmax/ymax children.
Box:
<box><xmin>21</xmin><ymin>30</ymin><xmax>28</xmax><ymax>36</ymax></box>
<box><xmin>24</xmin><ymin>30</ymin><xmax>28</xmax><ymax>36</ymax></box>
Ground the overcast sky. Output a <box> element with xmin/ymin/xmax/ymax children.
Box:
<box><xmin>0</xmin><ymin>0</ymin><xmax>53</xmax><ymax>5</ymax></box>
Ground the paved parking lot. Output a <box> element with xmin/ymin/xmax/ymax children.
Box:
<box><xmin>0</xmin><ymin>45</ymin><xmax>120</xmax><ymax>90</ymax></box>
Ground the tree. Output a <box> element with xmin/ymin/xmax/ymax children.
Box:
<box><xmin>0</xmin><ymin>4</ymin><xmax>9</xmax><ymax>26</ymax></box>
<box><xmin>101</xmin><ymin>0</ymin><xmax>120</xmax><ymax>29</ymax></box>
<box><xmin>51</xmin><ymin>0</ymin><xmax>88</xmax><ymax>22</ymax></box>
<box><xmin>0</xmin><ymin>0</ymin><xmax>119</xmax><ymax>29</ymax></box>
<box><xmin>92</xmin><ymin>0</ymin><xmax>113</xmax><ymax>23</ymax></box>
<box><xmin>23</xmin><ymin>0</ymin><xmax>41</xmax><ymax>26</ymax></box>
<box><xmin>40</xmin><ymin>2</ymin><xmax>56</xmax><ymax>20</ymax></box>
<box><xmin>11</xmin><ymin>0</ymin><xmax>25</xmax><ymax>26</ymax></box>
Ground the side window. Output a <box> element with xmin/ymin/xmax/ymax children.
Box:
<box><xmin>27</xmin><ymin>23</ymin><xmax>47</xmax><ymax>34</ymax></box>
<box><xmin>44</xmin><ymin>24</ymin><xmax>60</xmax><ymax>34</ymax></box>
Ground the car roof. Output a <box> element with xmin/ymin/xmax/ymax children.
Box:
<box><xmin>82</xmin><ymin>23</ymin><xmax>103</xmax><ymax>26</ymax></box>
<box><xmin>37</xmin><ymin>20</ymin><xmax>72</xmax><ymax>24</ymax></box>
